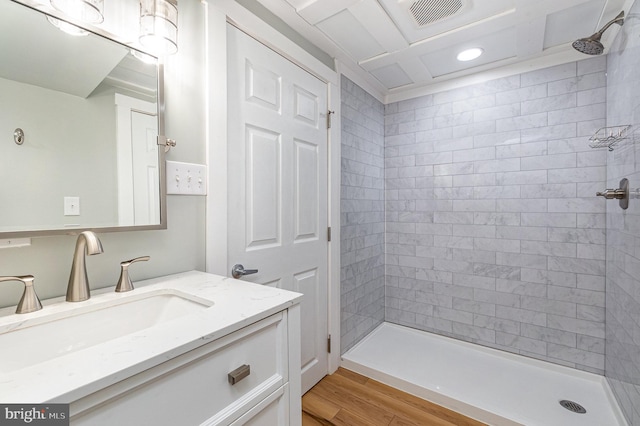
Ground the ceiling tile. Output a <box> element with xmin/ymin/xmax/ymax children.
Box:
<box><xmin>293</xmin><ymin>0</ymin><xmax>360</xmax><ymax>25</ymax></box>
<box><xmin>543</xmin><ymin>0</ymin><xmax>606</xmax><ymax>49</ymax></box>
<box><xmin>370</xmin><ymin>64</ymin><xmax>414</xmax><ymax>89</ymax></box>
<box><xmin>378</xmin><ymin>0</ymin><xmax>516</xmax><ymax>43</ymax></box>
<box><xmin>316</xmin><ymin>9</ymin><xmax>386</xmax><ymax>61</ymax></box>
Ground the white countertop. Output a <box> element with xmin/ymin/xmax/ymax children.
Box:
<box><xmin>0</xmin><ymin>271</ymin><xmax>302</xmax><ymax>403</ymax></box>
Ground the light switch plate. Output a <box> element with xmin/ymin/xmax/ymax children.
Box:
<box><xmin>64</xmin><ymin>197</ymin><xmax>80</xmax><ymax>216</ymax></box>
<box><xmin>166</xmin><ymin>161</ymin><xmax>207</xmax><ymax>195</ymax></box>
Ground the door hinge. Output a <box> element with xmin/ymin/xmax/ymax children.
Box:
<box><xmin>327</xmin><ymin>335</ymin><xmax>332</xmax><ymax>353</ymax></box>
<box><xmin>327</xmin><ymin>226</ymin><xmax>332</xmax><ymax>242</ymax></box>
<box><xmin>327</xmin><ymin>110</ymin><xmax>335</xmax><ymax>129</ymax></box>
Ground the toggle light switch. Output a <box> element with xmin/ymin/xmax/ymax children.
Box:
<box><xmin>166</xmin><ymin>161</ymin><xmax>207</xmax><ymax>195</ymax></box>
<box><xmin>64</xmin><ymin>197</ymin><xmax>80</xmax><ymax>216</ymax></box>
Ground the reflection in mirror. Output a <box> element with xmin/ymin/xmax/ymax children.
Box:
<box><xmin>0</xmin><ymin>0</ymin><xmax>164</xmax><ymax>236</ymax></box>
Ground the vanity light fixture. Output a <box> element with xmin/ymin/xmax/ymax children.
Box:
<box><xmin>50</xmin><ymin>0</ymin><xmax>104</xmax><ymax>24</ymax></box>
<box><xmin>46</xmin><ymin>16</ymin><xmax>89</xmax><ymax>36</ymax></box>
<box><xmin>139</xmin><ymin>0</ymin><xmax>178</xmax><ymax>56</ymax></box>
<box><xmin>457</xmin><ymin>47</ymin><xmax>483</xmax><ymax>62</ymax></box>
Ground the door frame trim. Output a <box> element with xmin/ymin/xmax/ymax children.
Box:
<box><xmin>205</xmin><ymin>2</ymin><xmax>342</xmax><ymax>378</ymax></box>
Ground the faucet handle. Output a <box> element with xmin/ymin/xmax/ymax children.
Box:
<box><xmin>0</xmin><ymin>275</ymin><xmax>43</xmax><ymax>314</ymax></box>
<box><xmin>115</xmin><ymin>256</ymin><xmax>150</xmax><ymax>293</ymax></box>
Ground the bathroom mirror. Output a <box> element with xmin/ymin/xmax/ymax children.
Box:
<box><xmin>0</xmin><ymin>0</ymin><xmax>166</xmax><ymax>238</ymax></box>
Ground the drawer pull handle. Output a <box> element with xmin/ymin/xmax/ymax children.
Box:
<box><xmin>228</xmin><ymin>364</ymin><xmax>250</xmax><ymax>385</ymax></box>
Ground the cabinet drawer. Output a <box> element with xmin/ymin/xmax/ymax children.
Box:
<box><xmin>72</xmin><ymin>313</ymin><xmax>288</xmax><ymax>426</ymax></box>
<box><xmin>226</xmin><ymin>384</ymin><xmax>289</xmax><ymax>426</ymax></box>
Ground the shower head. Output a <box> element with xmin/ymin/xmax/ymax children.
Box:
<box><xmin>572</xmin><ymin>11</ymin><xmax>625</xmax><ymax>55</ymax></box>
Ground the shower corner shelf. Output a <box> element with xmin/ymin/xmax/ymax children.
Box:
<box><xmin>589</xmin><ymin>125</ymin><xmax>631</xmax><ymax>151</ymax></box>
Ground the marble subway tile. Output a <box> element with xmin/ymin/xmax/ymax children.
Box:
<box><xmin>521</xmin><ymin>212</ymin><xmax>576</xmax><ymax>227</ymax></box>
<box><xmin>433</xmin><ymin>235</ymin><xmax>474</xmax><ymax>250</ymax></box>
<box><xmin>548</xmin><ymin>104</ymin><xmax>605</xmax><ymax>126</ymax></box>
<box><xmin>453</xmin><ymin>147</ymin><xmax>495</xmax><ymax>163</ymax></box>
<box><xmin>496</xmin><ymin>141</ymin><xmax>548</xmax><ymax>159</ymax></box>
<box><xmin>496</xmin><ymin>226</ymin><xmax>548</xmax><ymax>241</ymax></box>
<box><xmin>496</xmin><ymin>84</ymin><xmax>547</xmax><ymax>105</ymax></box>
<box><xmin>496</xmin><ymin>278</ymin><xmax>546</xmax><ymax>297</ymax></box>
<box><xmin>496</xmin><ymin>332</ymin><xmax>547</xmax><ymax>355</ymax></box>
<box><xmin>521</xmin><ymin>62</ymin><xmax>576</xmax><ymax>87</ymax></box>
<box><xmin>452</xmin><ymin>322</ymin><xmax>497</xmax><ymax>342</ymax></box>
<box><xmin>521</xmin><ymin>323</ymin><xmax>577</xmax><ymax>347</ymax></box>
<box><xmin>521</xmin><ymin>183</ymin><xmax>576</xmax><ymax>198</ymax></box>
<box><xmin>521</xmin><ymin>93</ymin><xmax>577</xmax><ymax>115</ymax></box>
<box><xmin>496</xmin><ymin>170</ymin><xmax>547</xmax><ymax>185</ymax></box>
<box><xmin>521</xmin><ymin>296</ymin><xmax>577</xmax><ymax>317</ymax></box>
<box><xmin>473</xmin><ymin>212</ymin><xmax>521</xmax><ymax>226</ymax></box>
<box><xmin>473</xmin><ymin>185</ymin><xmax>521</xmax><ymax>199</ymax></box>
<box><xmin>452</xmin><ymin>94</ymin><xmax>496</xmax><ymax>113</ymax></box>
<box><xmin>521</xmin><ymin>241</ymin><xmax>577</xmax><ymax>257</ymax></box>
<box><xmin>496</xmin><ymin>305</ymin><xmax>547</xmax><ymax>327</ymax></box>
<box><xmin>577</xmin><ymin>56</ymin><xmax>606</xmax><ymax>75</ymax></box>
<box><xmin>473</xmin><ymin>130</ymin><xmax>521</xmax><ymax>148</ymax></box>
<box><xmin>434</xmin><ymin>212</ymin><xmax>475</xmax><ymax>224</ymax></box>
<box><xmin>547</xmin><ymin>256</ymin><xmax>605</xmax><ymax>276</ymax></box>
<box><xmin>473</xmin><ymin>103</ymin><xmax>521</xmax><ymax>123</ymax></box>
<box><xmin>496</xmin><ymin>113</ymin><xmax>547</xmax><ymax>132</ymax></box>
<box><xmin>474</xmin><ymin>238</ymin><xmax>521</xmax><ymax>253</ymax></box>
<box><xmin>520</xmin><ymin>123</ymin><xmax>577</xmax><ymax>143</ymax></box>
<box><xmin>453</xmin><ymin>200</ymin><xmax>497</xmax><ymax>212</ymax></box>
<box><xmin>547</xmin><ymin>314</ymin><xmax>604</xmax><ymax>338</ymax></box>
<box><xmin>453</xmin><ymin>273</ymin><xmax>496</xmax><ymax>290</ymax></box>
<box><xmin>548</xmin><ymin>198</ymin><xmax>603</xmax><ymax>213</ymax></box>
<box><xmin>453</xmin><ymin>173</ymin><xmax>496</xmax><ymax>187</ymax></box>
<box><xmin>474</xmin><ymin>314</ymin><xmax>521</xmax><ymax>334</ymax></box>
<box><xmin>497</xmin><ymin>199</ymin><xmax>548</xmax><ymax>213</ymax></box>
<box><xmin>521</xmin><ymin>153</ymin><xmax>576</xmax><ymax>170</ymax></box>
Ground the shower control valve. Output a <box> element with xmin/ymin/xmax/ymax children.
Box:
<box><xmin>596</xmin><ymin>178</ymin><xmax>629</xmax><ymax>209</ymax></box>
<box><xmin>596</xmin><ymin>189</ymin><xmax>625</xmax><ymax>199</ymax></box>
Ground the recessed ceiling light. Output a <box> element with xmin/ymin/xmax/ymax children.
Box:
<box><xmin>457</xmin><ymin>48</ymin><xmax>483</xmax><ymax>62</ymax></box>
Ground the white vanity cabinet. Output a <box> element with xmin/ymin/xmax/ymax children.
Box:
<box><xmin>69</xmin><ymin>302</ymin><xmax>301</xmax><ymax>425</ymax></box>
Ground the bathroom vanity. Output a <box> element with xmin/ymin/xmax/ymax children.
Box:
<box><xmin>0</xmin><ymin>271</ymin><xmax>302</xmax><ymax>425</ymax></box>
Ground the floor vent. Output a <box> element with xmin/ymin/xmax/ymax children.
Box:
<box><xmin>408</xmin><ymin>0</ymin><xmax>464</xmax><ymax>27</ymax></box>
<box><xmin>559</xmin><ymin>400</ymin><xmax>587</xmax><ymax>414</ymax></box>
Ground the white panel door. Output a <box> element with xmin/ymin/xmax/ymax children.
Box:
<box><xmin>227</xmin><ymin>24</ymin><xmax>328</xmax><ymax>394</ymax></box>
<box><xmin>131</xmin><ymin>111</ymin><xmax>159</xmax><ymax>225</ymax></box>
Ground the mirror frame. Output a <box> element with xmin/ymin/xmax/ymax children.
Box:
<box><xmin>1</xmin><ymin>0</ymin><xmax>167</xmax><ymax>239</ymax></box>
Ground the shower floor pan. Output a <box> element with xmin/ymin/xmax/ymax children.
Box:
<box><xmin>341</xmin><ymin>322</ymin><xmax>626</xmax><ymax>426</ymax></box>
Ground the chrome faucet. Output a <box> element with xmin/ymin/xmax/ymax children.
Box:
<box><xmin>66</xmin><ymin>231</ymin><xmax>103</xmax><ymax>302</ymax></box>
<box><xmin>0</xmin><ymin>275</ymin><xmax>42</xmax><ymax>314</ymax></box>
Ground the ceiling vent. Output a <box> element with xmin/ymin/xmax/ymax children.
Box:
<box><xmin>408</xmin><ymin>0</ymin><xmax>464</xmax><ymax>27</ymax></box>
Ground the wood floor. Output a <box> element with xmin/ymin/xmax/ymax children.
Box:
<box><xmin>302</xmin><ymin>368</ymin><xmax>486</xmax><ymax>426</ymax></box>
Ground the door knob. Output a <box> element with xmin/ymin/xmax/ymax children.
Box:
<box><xmin>596</xmin><ymin>178</ymin><xmax>629</xmax><ymax>209</ymax></box>
<box><xmin>231</xmin><ymin>264</ymin><xmax>258</xmax><ymax>279</ymax></box>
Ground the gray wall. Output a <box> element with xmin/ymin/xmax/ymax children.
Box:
<box><xmin>0</xmin><ymin>0</ymin><xmax>207</xmax><ymax>306</ymax></box>
<box><xmin>384</xmin><ymin>58</ymin><xmax>608</xmax><ymax>373</ymax></box>
<box><xmin>340</xmin><ymin>76</ymin><xmax>385</xmax><ymax>353</ymax></box>
<box><xmin>605</xmin><ymin>0</ymin><xmax>640</xmax><ymax>422</ymax></box>
<box><xmin>0</xmin><ymin>77</ymin><xmax>118</xmax><ymax>229</ymax></box>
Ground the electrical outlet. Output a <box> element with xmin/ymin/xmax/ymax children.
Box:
<box><xmin>166</xmin><ymin>161</ymin><xmax>207</xmax><ymax>195</ymax></box>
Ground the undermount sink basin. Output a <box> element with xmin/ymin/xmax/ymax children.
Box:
<box><xmin>0</xmin><ymin>291</ymin><xmax>212</xmax><ymax>373</ymax></box>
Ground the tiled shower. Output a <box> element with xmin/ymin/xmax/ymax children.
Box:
<box><xmin>341</xmin><ymin>0</ymin><xmax>640</xmax><ymax>421</ymax></box>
